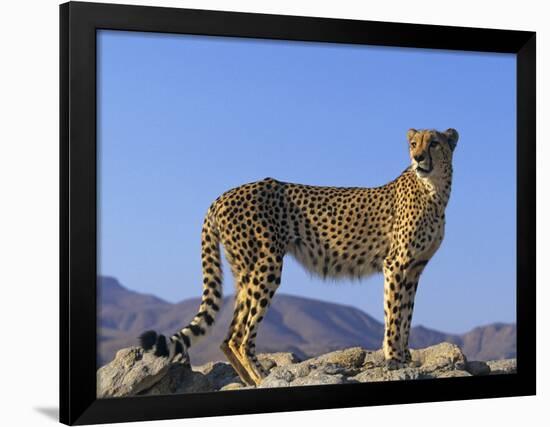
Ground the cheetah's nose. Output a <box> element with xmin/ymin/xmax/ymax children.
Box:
<box><xmin>414</xmin><ymin>154</ymin><xmax>425</xmax><ymax>162</ymax></box>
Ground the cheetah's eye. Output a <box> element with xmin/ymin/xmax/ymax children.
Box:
<box><xmin>410</xmin><ymin>142</ymin><xmax>416</xmax><ymax>148</ymax></box>
<box><xmin>431</xmin><ymin>140</ymin><xmax>439</xmax><ymax>147</ymax></box>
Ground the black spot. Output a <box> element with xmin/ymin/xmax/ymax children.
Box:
<box><xmin>260</xmin><ymin>298</ymin><xmax>268</xmax><ymax>307</ymax></box>
<box><xmin>180</xmin><ymin>333</ymin><xmax>191</xmax><ymax>348</ymax></box>
<box><xmin>267</xmin><ymin>274</ymin><xmax>276</xmax><ymax>283</ymax></box>
<box><xmin>203</xmin><ymin>312</ymin><xmax>214</xmax><ymax>325</ymax></box>
<box><xmin>174</xmin><ymin>340</ymin><xmax>184</xmax><ymax>355</ymax></box>
<box><xmin>154</xmin><ymin>334</ymin><xmax>169</xmax><ymax>357</ymax></box>
<box><xmin>189</xmin><ymin>324</ymin><xmax>205</xmax><ymax>336</ymax></box>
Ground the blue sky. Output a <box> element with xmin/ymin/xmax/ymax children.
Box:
<box><xmin>97</xmin><ymin>30</ymin><xmax>516</xmax><ymax>334</ymax></box>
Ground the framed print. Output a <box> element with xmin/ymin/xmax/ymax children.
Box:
<box><xmin>60</xmin><ymin>1</ymin><xmax>536</xmax><ymax>425</ymax></box>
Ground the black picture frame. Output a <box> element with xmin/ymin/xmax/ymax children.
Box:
<box><xmin>60</xmin><ymin>1</ymin><xmax>536</xmax><ymax>425</ymax></box>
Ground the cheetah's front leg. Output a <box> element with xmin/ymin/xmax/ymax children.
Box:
<box><xmin>382</xmin><ymin>258</ymin><xmax>416</xmax><ymax>369</ymax></box>
<box><xmin>382</xmin><ymin>268</ymin><xmax>406</xmax><ymax>369</ymax></box>
<box><xmin>382</xmin><ymin>259</ymin><xmax>423</xmax><ymax>369</ymax></box>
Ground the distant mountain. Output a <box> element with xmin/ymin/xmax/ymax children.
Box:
<box><xmin>97</xmin><ymin>276</ymin><xmax>516</xmax><ymax>366</ymax></box>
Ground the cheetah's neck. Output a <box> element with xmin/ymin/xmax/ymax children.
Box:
<box><xmin>413</xmin><ymin>166</ymin><xmax>453</xmax><ymax>213</ymax></box>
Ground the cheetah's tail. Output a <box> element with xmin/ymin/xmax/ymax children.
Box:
<box><xmin>139</xmin><ymin>211</ymin><xmax>223</xmax><ymax>359</ymax></box>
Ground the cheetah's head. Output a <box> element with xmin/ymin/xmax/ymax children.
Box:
<box><xmin>407</xmin><ymin>128</ymin><xmax>459</xmax><ymax>179</ymax></box>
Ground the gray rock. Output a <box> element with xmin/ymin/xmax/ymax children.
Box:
<box><xmin>257</xmin><ymin>352</ymin><xmax>301</xmax><ymax>371</ymax></box>
<box><xmin>361</xmin><ymin>350</ymin><xmax>388</xmax><ymax>369</ymax></box>
<box><xmin>350</xmin><ymin>343</ymin><xmax>468</xmax><ymax>383</ymax></box>
<box><xmin>259</xmin><ymin>366</ymin><xmax>296</xmax><ymax>388</ymax></box>
<box><xmin>140</xmin><ymin>364</ymin><xmax>213</xmax><ymax>395</ymax></box>
<box><xmin>486</xmin><ymin>359</ymin><xmax>517</xmax><ymax>375</ymax></box>
<box><xmin>259</xmin><ymin>348</ymin><xmax>365</xmax><ymax>387</ymax></box>
<box><xmin>292</xmin><ymin>372</ymin><xmax>346</xmax><ymax>386</ymax></box>
<box><xmin>351</xmin><ymin>366</ymin><xmax>421</xmax><ymax>383</ymax></box>
<box><xmin>96</xmin><ymin>347</ymin><xmax>180</xmax><ymax>398</ymax></box>
<box><xmin>313</xmin><ymin>347</ymin><xmax>367</xmax><ymax>375</ymax></box>
<box><xmin>193</xmin><ymin>361</ymin><xmax>241</xmax><ymax>389</ymax></box>
<box><xmin>412</xmin><ymin>342</ymin><xmax>468</xmax><ymax>373</ymax></box>
<box><xmin>98</xmin><ymin>342</ymin><xmax>513</xmax><ymax>395</ymax></box>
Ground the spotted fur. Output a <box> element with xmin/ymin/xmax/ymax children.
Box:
<box><xmin>140</xmin><ymin>127</ymin><xmax>459</xmax><ymax>385</ymax></box>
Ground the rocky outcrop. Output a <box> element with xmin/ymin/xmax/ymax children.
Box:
<box><xmin>97</xmin><ymin>347</ymin><xmax>178</xmax><ymax>398</ymax></box>
<box><xmin>96</xmin><ymin>343</ymin><xmax>517</xmax><ymax>398</ymax></box>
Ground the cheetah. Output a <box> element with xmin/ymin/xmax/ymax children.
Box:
<box><xmin>139</xmin><ymin>127</ymin><xmax>459</xmax><ymax>386</ymax></box>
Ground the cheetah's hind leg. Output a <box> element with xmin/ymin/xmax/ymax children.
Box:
<box><xmin>233</xmin><ymin>261</ymin><xmax>282</xmax><ymax>386</ymax></box>
<box><xmin>219</xmin><ymin>288</ymin><xmax>257</xmax><ymax>386</ymax></box>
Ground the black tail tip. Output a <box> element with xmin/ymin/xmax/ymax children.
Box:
<box><xmin>139</xmin><ymin>330</ymin><xmax>158</xmax><ymax>350</ymax></box>
<box><xmin>154</xmin><ymin>334</ymin><xmax>169</xmax><ymax>357</ymax></box>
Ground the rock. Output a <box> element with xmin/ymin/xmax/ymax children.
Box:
<box><xmin>350</xmin><ymin>343</ymin><xmax>469</xmax><ymax>383</ymax></box>
<box><xmin>257</xmin><ymin>352</ymin><xmax>301</xmax><ymax>371</ymax></box>
<box><xmin>411</xmin><ymin>342</ymin><xmax>468</xmax><ymax>373</ymax></box>
<box><xmin>486</xmin><ymin>359</ymin><xmax>517</xmax><ymax>374</ymax></box>
<box><xmin>140</xmin><ymin>364</ymin><xmax>213</xmax><ymax>395</ymax></box>
<box><xmin>361</xmin><ymin>350</ymin><xmax>388</xmax><ymax>369</ymax></box>
<box><xmin>259</xmin><ymin>360</ymin><xmax>313</xmax><ymax>388</ymax></box>
<box><xmin>351</xmin><ymin>366</ymin><xmax>421</xmax><ymax>383</ymax></box>
<box><xmin>292</xmin><ymin>372</ymin><xmax>346</xmax><ymax>386</ymax></box>
<box><xmin>193</xmin><ymin>361</ymin><xmax>241</xmax><ymax>389</ymax></box>
<box><xmin>97</xmin><ymin>347</ymin><xmax>179</xmax><ymax>398</ymax></box>
<box><xmin>259</xmin><ymin>367</ymin><xmax>296</xmax><ymax>388</ymax></box>
<box><xmin>313</xmin><ymin>347</ymin><xmax>367</xmax><ymax>375</ymax></box>
<box><xmin>466</xmin><ymin>360</ymin><xmax>491</xmax><ymax>376</ymax></box>
<box><xmin>98</xmin><ymin>343</ymin><xmax>516</xmax><ymax>396</ymax></box>
<box><xmin>261</xmin><ymin>347</ymin><xmax>366</xmax><ymax>387</ymax></box>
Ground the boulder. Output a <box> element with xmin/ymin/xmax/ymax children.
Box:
<box><xmin>486</xmin><ymin>359</ymin><xmax>517</xmax><ymax>374</ymax></box>
<box><xmin>140</xmin><ymin>364</ymin><xmax>213</xmax><ymax>395</ymax></box>
<box><xmin>411</xmin><ymin>342</ymin><xmax>467</xmax><ymax>373</ymax></box>
<box><xmin>96</xmin><ymin>343</ymin><xmax>517</xmax><ymax>397</ymax></box>
<box><xmin>97</xmin><ymin>347</ymin><xmax>180</xmax><ymax>398</ymax></box>
<box><xmin>466</xmin><ymin>360</ymin><xmax>491</xmax><ymax>376</ymax></box>
<box><xmin>193</xmin><ymin>361</ymin><xmax>241</xmax><ymax>389</ymax></box>
<box><xmin>257</xmin><ymin>352</ymin><xmax>301</xmax><ymax>371</ymax></box>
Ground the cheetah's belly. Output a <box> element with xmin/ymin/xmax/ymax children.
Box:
<box><xmin>286</xmin><ymin>235</ymin><xmax>388</xmax><ymax>280</ymax></box>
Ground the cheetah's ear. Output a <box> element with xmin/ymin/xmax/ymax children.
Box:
<box><xmin>407</xmin><ymin>128</ymin><xmax>418</xmax><ymax>143</ymax></box>
<box><xmin>444</xmin><ymin>128</ymin><xmax>459</xmax><ymax>151</ymax></box>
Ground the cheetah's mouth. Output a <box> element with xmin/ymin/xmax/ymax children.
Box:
<box><xmin>416</xmin><ymin>150</ymin><xmax>433</xmax><ymax>176</ymax></box>
<box><xmin>416</xmin><ymin>164</ymin><xmax>433</xmax><ymax>176</ymax></box>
